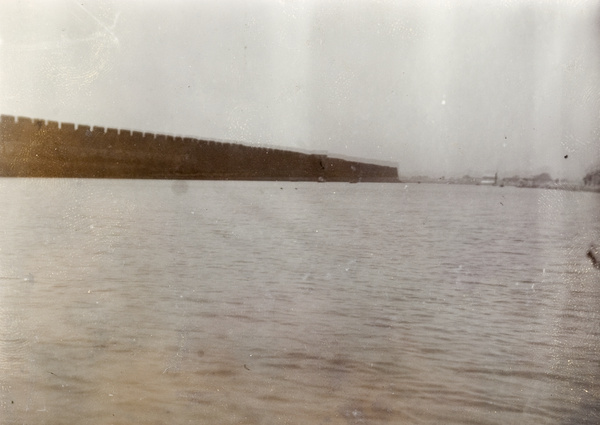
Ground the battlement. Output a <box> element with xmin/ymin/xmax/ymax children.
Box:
<box><xmin>0</xmin><ymin>114</ymin><xmax>179</xmax><ymax>140</ymax></box>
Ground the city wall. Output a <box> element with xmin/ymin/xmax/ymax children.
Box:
<box><xmin>0</xmin><ymin>115</ymin><xmax>399</xmax><ymax>182</ymax></box>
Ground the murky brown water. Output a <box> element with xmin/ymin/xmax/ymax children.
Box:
<box><xmin>1</xmin><ymin>179</ymin><xmax>599</xmax><ymax>424</ymax></box>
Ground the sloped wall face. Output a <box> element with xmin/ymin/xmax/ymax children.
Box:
<box><xmin>0</xmin><ymin>115</ymin><xmax>399</xmax><ymax>181</ymax></box>
<box><xmin>321</xmin><ymin>157</ymin><xmax>399</xmax><ymax>182</ymax></box>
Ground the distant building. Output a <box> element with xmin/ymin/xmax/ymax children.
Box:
<box><xmin>480</xmin><ymin>173</ymin><xmax>497</xmax><ymax>185</ymax></box>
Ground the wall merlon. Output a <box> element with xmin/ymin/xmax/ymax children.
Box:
<box><xmin>17</xmin><ymin>116</ymin><xmax>34</xmax><ymax>125</ymax></box>
<box><xmin>1</xmin><ymin>115</ymin><xmax>16</xmax><ymax>123</ymax></box>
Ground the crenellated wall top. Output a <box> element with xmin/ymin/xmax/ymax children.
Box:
<box><xmin>0</xmin><ymin>114</ymin><xmax>188</xmax><ymax>141</ymax></box>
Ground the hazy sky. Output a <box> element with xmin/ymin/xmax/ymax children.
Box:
<box><xmin>1</xmin><ymin>0</ymin><xmax>599</xmax><ymax>179</ymax></box>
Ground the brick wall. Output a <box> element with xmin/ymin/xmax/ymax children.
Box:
<box><xmin>0</xmin><ymin>115</ymin><xmax>399</xmax><ymax>181</ymax></box>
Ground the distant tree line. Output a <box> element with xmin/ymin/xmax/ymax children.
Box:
<box><xmin>583</xmin><ymin>169</ymin><xmax>600</xmax><ymax>186</ymax></box>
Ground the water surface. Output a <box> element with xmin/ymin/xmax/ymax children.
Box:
<box><xmin>0</xmin><ymin>179</ymin><xmax>599</xmax><ymax>424</ymax></box>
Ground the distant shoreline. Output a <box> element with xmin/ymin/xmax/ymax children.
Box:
<box><xmin>399</xmin><ymin>176</ymin><xmax>600</xmax><ymax>193</ymax></box>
